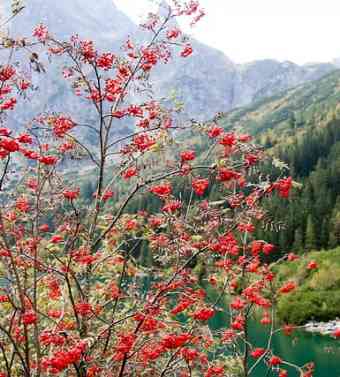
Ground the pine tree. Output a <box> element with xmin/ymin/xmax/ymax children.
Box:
<box><xmin>320</xmin><ymin>218</ymin><xmax>330</xmax><ymax>249</ymax></box>
<box><xmin>305</xmin><ymin>215</ymin><xmax>316</xmax><ymax>251</ymax></box>
<box><xmin>329</xmin><ymin>212</ymin><xmax>340</xmax><ymax>248</ymax></box>
<box><xmin>292</xmin><ymin>228</ymin><xmax>304</xmax><ymax>253</ymax></box>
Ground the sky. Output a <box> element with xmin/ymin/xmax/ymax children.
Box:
<box><xmin>116</xmin><ymin>0</ymin><xmax>340</xmax><ymax>65</ymax></box>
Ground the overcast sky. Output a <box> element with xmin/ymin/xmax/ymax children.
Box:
<box><xmin>116</xmin><ymin>0</ymin><xmax>340</xmax><ymax>65</ymax></box>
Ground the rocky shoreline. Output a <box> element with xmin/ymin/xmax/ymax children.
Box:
<box><xmin>305</xmin><ymin>320</ymin><xmax>340</xmax><ymax>336</ymax></box>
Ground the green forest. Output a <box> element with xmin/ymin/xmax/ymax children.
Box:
<box><xmin>222</xmin><ymin>69</ymin><xmax>340</xmax><ymax>255</ymax></box>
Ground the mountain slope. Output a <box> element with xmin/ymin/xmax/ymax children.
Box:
<box><xmin>3</xmin><ymin>0</ymin><xmax>337</xmax><ymax>122</ymax></box>
<box><xmin>232</xmin><ymin>60</ymin><xmax>335</xmax><ymax>109</ymax></box>
<box><xmin>222</xmin><ymin>69</ymin><xmax>340</xmax><ymax>141</ymax></box>
<box><xmin>157</xmin><ymin>56</ymin><xmax>335</xmax><ymax>119</ymax></box>
<box><xmin>219</xmin><ymin>69</ymin><xmax>340</xmax><ymax>254</ymax></box>
<box><xmin>4</xmin><ymin>0</ymin><xmax>139</xmax><ymax>130</ymax></box>
<box><xmin>10</xmin><ymin>0</ymin><xmax>137</xmax><ymax>43</ymax></box>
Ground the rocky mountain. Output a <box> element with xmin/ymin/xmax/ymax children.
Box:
<box><xmin>221</xmin><ymin>68</ymin><xmax>340</xmax><ymax>137</ymax></box>
<box><xmin>3</xmin><ymin>0</ymin><xmax>139</xmax><ymax>131</ymax></box>
<box><xmin>7</xmin><ymin>0</ymin><xmax>137</xmax><ymax>43</ymax></box>
<box><xmin>3</xmin><ymin>0</ymin><xmax>337</xmax><ymax>122</ymax></box>
<box><xmin>155</xmin><ymin>50</ymin><xmax>335</xmax><ymax>119</ymax></box>
<box><xmin>231</xmin><ymin>60</ymin><xmax>335</xmax><ymax>109</ymax></box>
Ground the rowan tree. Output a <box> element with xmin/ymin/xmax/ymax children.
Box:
<box><xmin>0</xmin><ymin>1</ymin><xmax>321</xmax><ymax>376</ymax></box>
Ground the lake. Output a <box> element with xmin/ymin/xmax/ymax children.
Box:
<box><xmin>210</xmin><ymin>309</ymin><xmax>340</xmax><ymax>377</ymax></box>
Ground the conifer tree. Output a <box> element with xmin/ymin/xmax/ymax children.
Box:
<box><xmin>305</xmin><ymin>215</ymin><xmax>316</xmax><ymax>251</ymax></box>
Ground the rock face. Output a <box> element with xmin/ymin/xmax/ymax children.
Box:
<box><xmin>4</xmin><ymin>0</ymin><xmax>138</xmax><ymax>131</ymax></box>
<box><xmin>153</xmin><ymin>40</ymin><xmax>237</xmax><ymax>119</ymax></box>
<box><xmin>230</xmin><ymin>60</ymin><xmax>335</xmax><ymax>109</ymax></box>
<box><xmin>155</xmin><ymin>55</ymin><xmax>335</xmax><ymax>119</ymax></box>
<box><xmin>9</xmin><ymin>0</ymin><xmax>137</xmax><ymax>43</ymax></box>
<box><xmin>4</xmin><ymin>0</ymin><xmax>337</xmax><ymax>122</ymax></box>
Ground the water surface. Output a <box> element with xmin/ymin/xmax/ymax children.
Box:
<box><xmin>210</xmin><ymin>310</ymin><xmax>340</xmax><ymax>377</ymax></box>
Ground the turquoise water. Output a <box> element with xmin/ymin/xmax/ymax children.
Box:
<box><xmin>210</xmin><ymin>310</ymin><xmax>340</xmax><ymax>377</ymax></box>
<box><xmin>141</xmin><ymin>277</ymin><xmax>340</xmax><ymax>375</ymax></box>
<box><xmin>249</xmin><ymin>319</ymin><xmax>340</xmax><ymax>376</ymax></box>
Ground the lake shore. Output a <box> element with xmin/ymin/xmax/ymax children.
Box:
<box><xmin>305</xmin><ymin>319</ymin><xmax>340</xmax><ymax>336</ymax></box>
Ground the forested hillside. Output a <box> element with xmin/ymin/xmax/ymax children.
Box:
<box><xmin>220</xmin><ymin>69</ymin><xmax>340</xmax><ymax>254</ymax></box>
<box><xmin>76</xmin><ymin>69</ymin><xmax>340</xmax><ymax>257</ymax></box>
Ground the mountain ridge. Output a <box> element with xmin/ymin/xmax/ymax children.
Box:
<box><xmin>4</xmin><ymin>0</ymin><xmax>338</xmax><ymax>121</ymax></box>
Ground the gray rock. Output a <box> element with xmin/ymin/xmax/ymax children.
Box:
<box><xmin>4</xmin><ymin>0</ymin><xmax>337</xmax><ymax>125</ymax></box>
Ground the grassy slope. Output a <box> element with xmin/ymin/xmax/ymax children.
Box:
<box><xmin>275</xmin><ymin>248</ymin><xmax>340</xmax><ymax>324</ymax></box>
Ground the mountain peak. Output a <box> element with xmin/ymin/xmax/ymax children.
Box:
<box><xmin>6</xmin><ymin>0</ymin><xmax>337</xmax><ymax>122</ymax></box>
<box><xmin>10</xmin><ymin>0</ymin><xmax>137</xmax><ymax>44</ymax></box>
